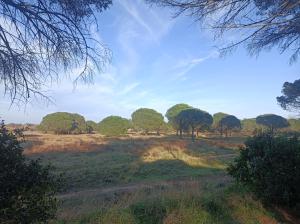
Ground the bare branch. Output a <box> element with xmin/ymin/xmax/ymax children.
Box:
<box><xmin>0</xmin><ymin>0</ymin><xmax>112</xmax><ymax>104</ymax></box>
<box><xmin>148</xmin><ymin>0</ymin><xmax>300</xmax><ymax>63</ymax></box>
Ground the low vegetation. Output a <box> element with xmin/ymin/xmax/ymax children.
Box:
<box><xmin>228</xmin><ymin>131</ymin><xmax>300</xmax><ymax>206</ymax></box>
<box><xmin>0</xmin><ymin>122</ymin><xmax>60</xmax><ymax>223</ymax></box>
<box><xmin>21</xmin><ymin>130</ymin><xmax>299</xmax><ymax>223</ymax></box>
<box><xmin>7</xmin><ymin>104</ymin><xmax>299</xmax><ymax>223</ymax></box>
<box><xmin>74</xmin><ymin>184</ymin><xmax>280</xmax><ymax>224</ymax></box>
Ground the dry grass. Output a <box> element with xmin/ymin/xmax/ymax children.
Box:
<box><xmin>22</xmin><ymin>132</ymin><xmax>288</xmax><ymax>224</ymax></box>
<box><xmin>23</xmin><ymin>133</ymin><xmax>109</xmax><ymax>154</ymax></box>
<box><xmin>142</xmin><ymin>145</ymin><xmax>225</xmax><ymax>169</ymax></box>
<box><xmin>23</xmin><ymin>132</ymin><xmax>244</xmax><ymax>155</ymax></box>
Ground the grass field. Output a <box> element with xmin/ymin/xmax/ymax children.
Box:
<box><xmin>23</xmin><ymin>133</ymin><xmax>297</xmax><ymax>224</ymax></box>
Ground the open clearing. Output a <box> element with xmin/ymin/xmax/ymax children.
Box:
<box><xmin>23</xmin><ymin>133</ymin><xmax>298</xmax><ymax>224</ymax></box>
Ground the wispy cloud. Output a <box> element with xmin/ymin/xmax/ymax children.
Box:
<box><xmin>119</xmin><ymin>0</ymin><xmax>154</xmax><ymax>37</ymax></box>
<box><xmin>172</xmin><ymin>50</ymin><xmax>220</xmax><ymax>80</ymax></box>
<box><xmin>118</xmin><ymin>0</ymin><xmax>174</xmax><ymax>42</ymax></box>
<box><xmin>118</xmin><ymin>82</ymin><xmax>140</xmax><ymax>95</ymax></box>
<box><xmin>115</xmin><ymin>0</ymin><xmax>175</xmax><ymax>79</ymax></box>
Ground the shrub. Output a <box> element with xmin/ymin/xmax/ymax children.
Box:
<box><xmin>98</xmin><ymin>116</ymin><xmax>131</xmax><ymax>136</ymax></box>
<box><xmin>38</xmin><ymin>112</ymin><xmax>86</xmax><ymax>134</ymax></box>
<box><xmin>228</xmin><ymin>131</ymin><xmax>300</xmax><ymax>206</ymax></box>
<box><xmin>0</xmin><ymin>121</ymin><xmax>60</xmax><ymax>223</ymax></box>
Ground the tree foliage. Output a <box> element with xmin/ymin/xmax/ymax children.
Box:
<box><xmin>287</xmin><ymin>118</ymin><xmax>300</xmax><ymax>132</ymax></box>
<box><xmin>277</xmin><ymin>79</ymin><xmax>300</xmax><ymax>112</ymax></box>
<box><xmin>241</xmin><ymin>118</ymin><xmax>264</xmax><ymax>134</ymax></box>
<box><xmin>228</xmin><ymin>132</ymin><xmax>300</xmax><ymax>206</ymax></box>
<box><xmin>0</xmin><ymin>121</ymin><xmax>60</xmax><ymax>223</ymax></box>
<box><xmin>0</xmin><ymin>0</ymin><xmax>112</xmax><ymax>103</ymax></box>
<box><xmin>212</xmin><ymin>112</ymin><xmax>228</xmax><ymax>129</ymax></box>
<box><xmin>86</xmin><ymin>120</ymin><xmax>98</xmax><ymax>133</ymax></box>
<box><xmin>165</xmin><ymin>103</ymin><xmax>193</xmax><ymax>132</ymax></box>
<box><xmin>132</xmin><ymin>108</ymin><xmax>164</xmax><ymax>134</ymax></box>
<box><xmin>218</xmin><ymin>115</ymin><xmax>241</xmax><ymax>137</ymax></box>
<box><xmin>38</xmin><ymin>112</ymin><xmax>86</xmax><ymax>134</ymax></box>
<box><xmin>148</xmin><ymin>0</ymin><xmax>300</xmax><ymax>63</ymax></box>
<box><xmin>175</xmin><ymin>108</ymin><xmax>213</xmax><ymax>141</ymax></box>
<box><xmin>256</xmin><ymin>114</ymin><xmax>289</xmax><ymax>131</ymax></box>
<box><xmin>97</xmin><ymin>116</ymin><xmax>131</xmax><ymax>136</ymax></box>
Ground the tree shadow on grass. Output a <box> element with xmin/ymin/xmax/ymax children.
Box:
<box><xmin>24</xmin><ymin>135</ymin><xmax>231</xmax><ymax>192</ymax></box>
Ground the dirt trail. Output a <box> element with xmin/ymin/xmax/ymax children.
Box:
<box><xmin>58</xmin><ymin>174</ymin><xmax>231</xmax><ymax>200</ymax></box>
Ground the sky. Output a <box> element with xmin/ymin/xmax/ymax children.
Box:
<box><xmin>1</xmin><ymin>0</ymin><xmax>299</xmax><ymax>124</ymax></box>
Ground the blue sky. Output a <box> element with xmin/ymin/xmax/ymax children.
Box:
<box><xmin>1</xmin><ymin>0</ymin><xmax>299</xmax><ymax>124</ymax></box>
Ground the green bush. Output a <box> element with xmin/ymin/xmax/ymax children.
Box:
<box><xmin>98</xmin><ymin>116</ymin><xmax>131</xmax><ymax>136</ymax></box>
<box><xmin>0</xmin><ymin>121</ymin><xmax>61</xmax><ymax>223</ymax></box>
<box><xmin>38</xmin><ymin>112</ymin><xmax>86</xmax><ymax>134</ymax></box>
<box><xmin>228</xmin><ymin>131</ymin><xmax>300</xmax><ymax>206</ymax></box>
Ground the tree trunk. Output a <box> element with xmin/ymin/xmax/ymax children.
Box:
<box><xmin>180</xmin><ymin>129</ymin><xmax>182</xmax><ymax>138</ymax></box>
<box><xmin>176</xmin><ymin>129</ymin><xmax>179</xmax><ymax>136</ymax></box>
<box><xmin>192</xmin><ymin>128</ymin><xmax>195</xmax><ymax>142</ymax></box>
<box><xmin>220</xmin><ymin>125</ymin><xmax>223</xmax><ymax>137</ymax></box>
<box><xmin>270</xmin><ymin>126</ymin><xmax>274</xmax><ymax>135</ymax></box>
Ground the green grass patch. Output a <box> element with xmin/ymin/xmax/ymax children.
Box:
<box><xmin>53</xmin><ymin>184</ymin><xmax>280</xmax><ymax>224</ymax></box>
<box><xmin>28</xmin><ymin>137</ymin><xmax>233</xmax><ymax>190</ymax></box>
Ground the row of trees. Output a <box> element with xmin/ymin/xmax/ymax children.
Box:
<box><xmin>38</xmin><ymin>104</ymin><xmax>298</xmax><ymax>139</ymax></box>
<box><xmin>38</xmin><ymin>109</ymin><xmax>166</xmax><ymax>136</ymax></box>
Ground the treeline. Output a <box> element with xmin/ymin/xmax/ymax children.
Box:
<box><xmin>37</xmin><ymin>104</ymin><xmax>300</xmax><ymax>138</ymax></box>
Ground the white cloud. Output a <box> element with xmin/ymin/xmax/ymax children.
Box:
<box><xmin>119</xmin><ymin>0</ymin><xmax>154</xmax><ymax>38</ymax></box>
<box><xmin>118</xmin><ymin>82</ymin><xmax>140</xmax><ymax>95</ymax></box>
<box><xmin>115</xmin><ymin>0</ymin><xmax>175</xmax><ymax>78</ymax></box>
<box><xmin>172</xmin><ymin>50</ymin><xmax>220</xmax><ymax>80</ymax></box>
<box><xmin>118</xmin><ymin>0</ymin><xmax>174</xmax><ymax>42</ymax></box>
